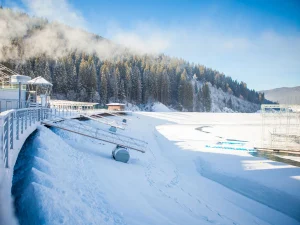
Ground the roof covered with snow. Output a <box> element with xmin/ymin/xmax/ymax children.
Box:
<box><xmin>50</xmin><ymin>100</ymin><xmax>98</xmax><ymax>107</ymax></box>
<box><xmin>27</xmin><ymin>76</ymin><xmax>53</xmax><ymax>86</ymax></box>
<box><xmin>106</xmin><ymin>103</ymin><xmax>125</xmax><ymax>106</ymax></box>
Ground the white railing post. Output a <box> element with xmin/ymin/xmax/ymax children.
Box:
<box><xmin>16</xmin><ymin>111</ymin><xmax>19</xmax><ymax>140</ymax></box>
<box><xmin>0</xmin><ymin>115</ymin><xmax>4</xmax><ymax>169</ymax></box>
<box><xmin>2</xmin><ymin>116</ymin><xmax>9</xmax><ymax>168</ymax></box>
<box><xmin>29</xmin><ymin>109</ymin><xmax>32</xmax><ymax>126</ymax></box>
<box><xmin>25</xmin><ymin>110</ymin><xmax>28</xmax><ymax>130</ymax></box>
<box><xmin>9</xmin><ymin>112</ymin><xmax>13</xmax><ymax>150</ymax></box>
<box><xmin>21</xmin><ymin>111</ymin><xmax>24</xmax><ymax>135</ymax></box>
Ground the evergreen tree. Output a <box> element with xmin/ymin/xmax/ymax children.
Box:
<box><xmin>142</xmin><ymin>65</ymin><xmax>150</xmax><ymax>103</ymax></box>
<box><xmin>160</xmin><ymin>69</ymin><xmax>170</xmax><ymax>105</ymax></box>
<box><xmin>124</xmin><ymin>64</ymin><xmax>132</xmax><ymax>101</ymax></box>
<box><xmin>185</xmin><ymin>82</ymin><xmax>194</xmax><ymax>111</ymax></box>
<box><xmin>53</xmin><ymin>59</ymin><xmax>67</xmax><ymax>94</ymax></box>
<box><xmin>178</xmin><ymin>69</ymin><xmax>187</xmax><ymax>107</ymax></box>
<box><xmin>202</xmin><ymin>83</ymin><xmax>212</xmax><ymax>112</ymax></box>
<box><xmin>100</xmin><ymin>73</ymin><xmax>108</xmax><ymax>104</ymax></box>
<box><xmin>34</xmin><ymin>57</ymin><xmax>45</xmax><ymax>78</ymax></box>
<box><xmin>131</xmin><ymin>66</ymin><xmax>142</xmax><ymax>104</ymax></box>
<box><xmin>195</xmin><ymin>87</ymin><xmax>204</xmax><ymax>112</ymax></box>
<box><xmin>119</xmin><ymin>79</ymin><xmax>126</xmax><ymax>102</ymax></box>
<box><xmin>44</xmin><ymin>61</ymin><xmax>51</xmax><ymax>82</ymax></box>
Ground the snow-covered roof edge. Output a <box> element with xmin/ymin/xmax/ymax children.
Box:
<box><xmin>106</xmin><ymin>103</ymin><xmax>126</xmax><ymax>106</ymax></box>
<box><xmin>27</xmin><ymin>76</ymin><xmax>53</xmax><ymax>86</ymax></box>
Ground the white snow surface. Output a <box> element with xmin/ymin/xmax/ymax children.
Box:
<box><xmin>12</xmin><ymin>112</ymin><xmax>300</xmax><ymax>225</ymax></box>
<box><xmin>150</xmin><ymin>102</ymin><xmax>173</xmax><ymax>112</ymax></box>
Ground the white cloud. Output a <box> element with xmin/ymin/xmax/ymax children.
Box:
<box><xmin>106</xmin><ymin>22</ymin><xmax>172</xmax><ymax>54</ymax></box>
<box><xmin>22</xmin><ymin>0</ymin><xmax>86</xmax><ymax>28</ymax></box>
<box><xmin>20</xmin><ymin>0</ymin><xmax>173</xmax><ymax>55</ymax></box>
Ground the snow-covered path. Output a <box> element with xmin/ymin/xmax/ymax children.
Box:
<box><xmin>12</xmin><ymin>112</ymin><xmax>300</xmax><ymax>225</ymax></box>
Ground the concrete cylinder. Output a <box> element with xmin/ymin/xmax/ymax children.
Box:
<box><xmin>112</xmin><ymin>147</ymin><xmax>130</xmax><ymax>163</ymax></box>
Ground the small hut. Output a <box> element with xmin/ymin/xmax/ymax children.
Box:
<box><xmin>27</xmin><ymin>76</ymin><xmax>52</xmax><ymax>107</ymax></box>
<box><xmin>106</xmin><ymin>103</ymin><xmax>125</xmax><ymax>111</ymax></box>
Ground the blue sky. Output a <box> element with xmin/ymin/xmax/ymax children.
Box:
<box><xmin>2</xmin><ymin>0</ymin><xmax>300</xmax><ymax>90</ymax></box>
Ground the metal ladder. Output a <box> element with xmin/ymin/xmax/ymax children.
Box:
<box><xmin>42</xmin><ymin>118</ymin><xmax>147</xmax><ymax>153</ymax></box>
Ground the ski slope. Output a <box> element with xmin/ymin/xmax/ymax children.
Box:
<box><xmin>12</xmin><ymin>112</ymin><xmax>300</xmax><ymax>225</ymax></box>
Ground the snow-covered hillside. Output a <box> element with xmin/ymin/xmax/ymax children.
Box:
<box><xmin>11</xmin><ymin>112</ymin><xmax>300</xmax><ymax>225</ymax></box>
<box><xmin>210</xmin><ymin>84</ymin><xmax>260</xmax><ymax>112</ymax></box>
<box><xmin>193</xmin><ymin>81</ymin><xmax>260</xmax><ymax>113</ymax></box>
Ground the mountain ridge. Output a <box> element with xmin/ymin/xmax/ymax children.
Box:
<box><xmin>260</xmin><ymin>86</ymin><xmax>300</xmax><ymax>104</ymax></box>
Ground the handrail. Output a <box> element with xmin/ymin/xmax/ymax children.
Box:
<box><xmin>0</xmin><ymin>107</ymin><xmax>52</xmax><ymax>170</ymax></box>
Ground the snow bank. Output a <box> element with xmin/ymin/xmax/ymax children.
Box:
<box><xmin>11</xmin><ymin>113</ymin><xmax>300</xmax><ymax>225</ymax></box>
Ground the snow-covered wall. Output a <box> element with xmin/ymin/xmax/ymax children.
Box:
<box><xmin>0</xmin><ymin>89</ymin><xmax>26</xmax><ymax>112</ymax></box>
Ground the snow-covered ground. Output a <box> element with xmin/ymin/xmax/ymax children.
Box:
<box><xmin>12</xmin><ymin>112</ymin><xmax>300</xmax><ymax>225</ymax></box>
<box><xmin>125</xmin><ymin>102</ymin><xmax>175</xmax><ymax>112</ymax></box>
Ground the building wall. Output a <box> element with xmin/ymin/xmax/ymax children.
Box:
<box><xmin>0</xmin><ymin>89</ymin><xmax>27</xmax><ymax>112</ymax></box>
<box><xmin>107</xmin><ymin>105</ymin><xmax>125</xmax><ymax>111</ymax></box>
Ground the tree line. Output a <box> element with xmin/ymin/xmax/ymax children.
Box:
<box><xmin>1</xmin><ymin>51</ymin><xmax>267</xmax><ymax>111</ymax></box>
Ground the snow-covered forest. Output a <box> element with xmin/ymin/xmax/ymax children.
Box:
<box><xmin>0</xmin><ymin>7</ymin><xmax>268</xmax><ymax>112</ymax></box>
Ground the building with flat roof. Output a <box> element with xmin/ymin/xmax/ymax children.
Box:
<box><xmin>106</xmin><ymin>103</ymin><xmax>125</xmax><ymax>111</ymax></box>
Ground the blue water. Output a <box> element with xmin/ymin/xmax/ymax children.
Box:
<box><xmin>205</xmin><ymin>140</ymin><xmax>256</xmax><ymax>152</ymax></box>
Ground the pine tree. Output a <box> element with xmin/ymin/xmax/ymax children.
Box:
<box><xmin>44</xmin><ymin>61</ymin><xmax>51</xmax><ymax>82</ymax></box>
<box><xmin>119</xmin><ymin>79</ymin><xmax>126</xmax><ymax>102</ymax></box>
<box><xmin>149</xmin><ymin>65</ymin><xmax>157</xmax><ymax>101</ymax></box>
<box><xmin>34</xmin><ymin>57</ymin><xmax>45</xmax><ymax>78</ymax></box>
<box><xmin>161</xmin><ymin>69</ymin><xmax>170</xmax><ymax>105</ymax></box>
<box><xmin>195</xmin><ymin>87</ymin><xmax>204</xmax><ymax>112</ymax></box>
<box><xmin>53</xmin><ymin>59</ymin><xmax>67</xmax><ymax>94</ymax></box>
<box><xmin>185</xmin><ymin>82</ymin><xmax>194</xmax><ymax>111</ymax></box>
<box><xmin>131</xmin><ymin>66</ymin><xmax>142</xmax><ymax>104</ymax></box>
<box><xmin>78</xmin><ymin>58</ymin><xmax>87</xmax><ymax>96</ymax></box>
<box><xmin>113</xmin><ymin>67</ymin><xmax>120</xmax><ymax>102</ymax></box>
<box><xmin>124</xmin><ymin>64</ymin><xmax>132</xmax><ymax>101</ymax></box>
<box><xmin>142</xmin><ymin>65</ymin><xmax>150</xmax><ymax>103</ymax></box>
<box><xmin>100</xmin><ymin>73</ymin><xmax>108</xmax><ymax>105</ymax></box>
<box><xmin>202</xmin><ymin>83</ymin><xmax>212</xmax><ymax>112</ymax></box>
<box><xmin>178</xmin><ymin>69</ymin><xmax>187</xmax><ymax>108</ymax></box>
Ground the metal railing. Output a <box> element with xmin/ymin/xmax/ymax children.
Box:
<box><xmin>42</xmin><ymin>118</ymin><xmax>147</xmax><ymax>153</ymax></box>
<box><xmin>0</xmin><ymin>107</ymin><xmax>52</xmax><ymax>169</ymax></box>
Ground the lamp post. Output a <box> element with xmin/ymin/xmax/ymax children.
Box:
<box><xmin>10</xmin><ymin>75</ymin><xmax>31</xmax><ymax>109</ymax></box>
